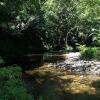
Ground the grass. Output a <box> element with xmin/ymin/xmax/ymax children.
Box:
<box><xmin>24</xmin><ymin>63</ymin><xmax>100</xmax><ymax>100</ymax></box>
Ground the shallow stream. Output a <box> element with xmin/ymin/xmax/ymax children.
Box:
<box><xmin>22</xmin><ymin>52</ymin><xmax>100</xmax><ymax>100</ymax></box>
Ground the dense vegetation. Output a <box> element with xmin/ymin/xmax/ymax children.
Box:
<box><xmin>0</xmin><ymin>0</ymin><xmax>100</xmax><ymax>100</ymax></box>
<box><xmin>0</xmin><ymin>0</ymin><xmax>100</xmax><ymax>53</ymax></box>
<box><xmin>80</xmin><ymin>46</ymin><xmax>100</xmax><ymax>60</ymax></box>
<box><xmin>0</xmin><ymin>65</ymin><xmax>33</xmax><ymax>100</ymax></box>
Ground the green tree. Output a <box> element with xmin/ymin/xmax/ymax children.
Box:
<box><xmin>42</xmin><ymin>0</ymin><xmax>100</xmax><ymax>50</ymax></box>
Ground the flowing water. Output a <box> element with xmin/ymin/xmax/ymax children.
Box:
<box><xmin>22</xmin><ymin>52</ymin><xmax>100</xmax><ymax>100</ymax></box>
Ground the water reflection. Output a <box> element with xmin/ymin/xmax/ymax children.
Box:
<box><xmin>5</xmin><ymin>52</ymin><xmax>67</xmax><ymax>70</ymax></box>
<box><xmin>43</xmin><ymin>52</ymin><xmax>67</xmax><ymax>63</ymax></box>
<box><xmin>20</xmin><ymin>52</ymin><xmax>67</xmax><ymax>70</ymax></box>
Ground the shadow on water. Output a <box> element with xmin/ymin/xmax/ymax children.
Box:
<box><xmin>6</xmin><ymin>54</ymin><xmax>44</xmax><ymax>70</ymax></box>
<box><xmin>43</xmin><ymin>52</ymin><xmax>67</xmax><ymax>63</ymax></box>
<box><xmin>4</xmin><ymin>52</ymin><xmax>67</xmax><ymax>71</ymax></box>
<box><xmin>92</xmin><ymin>80</ymin><xmax>100</xmax><ymax>96</ymax></box>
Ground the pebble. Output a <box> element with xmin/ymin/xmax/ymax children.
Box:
<box><xmin>52</xmin><ymin>52</ymin><xmax>100</xmax><ymax>75</ymax></box>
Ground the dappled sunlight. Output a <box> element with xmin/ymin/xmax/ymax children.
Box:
<box><xmin>58</xmin><ymin>75</ymin><xmax>99</xmax><ymax>94</ymax></box>
<box><xmin>24</xmin><ymin>63</ymin><xmax>100</xmax><ymax>100</ymax></box>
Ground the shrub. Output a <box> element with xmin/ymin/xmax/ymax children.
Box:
<box><xmin>77</xmin><ymin>45</ymin><xmax>86</xmax><ymax>51</ymax></box>
<box><xmin>95</xmin><ymin>47</ymin><xmax>100</xmax><ymax>60</ymax></box>
<box><xmin>0</xmin><ymin>65</ymin><xmax>33</xmax><ymax>100</ymax></box>
<box><xmin>80</xmin><ymin>47</ymin><xmax>98</xmax><ymax>60</ymax></box>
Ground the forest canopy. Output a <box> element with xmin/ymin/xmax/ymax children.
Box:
<box><xmin>0</xmin><ymin>0</ymin><xmax>100</xmax><ymax>53</ymax></box>
<box><xmin>0</xmin><ymin>1</ymin><xmax>100</xmax><ymax>99</ymax></box>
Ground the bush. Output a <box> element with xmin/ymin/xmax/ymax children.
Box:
<box><xmin>95</xmin><ymin>47</ymin><xmax>100</xmax><ymax>60</ymax></box>
<box><xmin>0</xmin><ymin>65</ymin><xmax>33</xmax><ymax>100</ymax></box>
<box><xmin>77</xmin><ymin>45</ymin><xmax>86</xmax><ymax>51</ymax></box>
<box><xmin>80</xmin><ymin>47</ymin><xmax>99</xmax><ymax>60</ymax></box>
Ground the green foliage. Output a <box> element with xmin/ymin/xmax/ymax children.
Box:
<box><xmin>95</xmin><ymin>47</ymin><xmax>100</xmax><ymax>60</ymax></box>
<box><xmin>0</xmin><ymin>0</ymin><xmax>44</xmax><ymax>31</ymax></box>
<box><xmin>0</xmin><ymin>0</ymin><xmax>46</xmax><ymax>53</ymax></box>
<box><xmin>43</xmin><ymin>0</ymin><xmax>79</xmax><ymax>49</ymax></box>
<box><xmin>93</xmin><ymin>31</ymin><xmax>100</xmax><ymax>46</ymax></box>
<box><xmin>42</xmin><ymin>0</ymin><xmax>100</xmax><ymax>49</ymax></box>
<box><xmin>0</xmin><ymin>0</ymin><xmax>100</xmax><ymax>51</ymax></box>
<box><xmin>77</xmin><ymin>45</ymin><xmax>86</xmax><ymax>51</ymax></box>
<box><xmin>0</xmin><ymin>65</ymin><xmax>33</xmax><ymax>100</ymax></box>
<box><xmin>38</xmin><ymin>96</ymin><xmax>43</xmax><ymax>100</ymax></box>
<box><xmin>80</xmin><ymin>47</ymin><xmax>100</xmax><ymax>60</ymax></box>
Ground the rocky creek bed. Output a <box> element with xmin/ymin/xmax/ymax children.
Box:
<box><xmin>23</xmin><ymin>52</ymin><xmax>100</xmax><ymax>100</ymax></box>
<box><xmin>48</xmin><ymin>52</ymin><xmax>100</xmax><ymax>75</ymax></box>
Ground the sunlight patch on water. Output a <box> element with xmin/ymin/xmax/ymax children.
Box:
<box><xmin>25</xmin><ymin>63</ymin><xmax>100</xmax><ymax>99</ymax></box>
